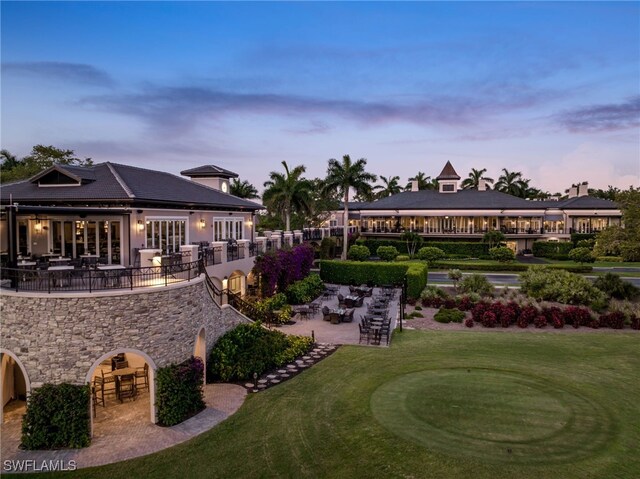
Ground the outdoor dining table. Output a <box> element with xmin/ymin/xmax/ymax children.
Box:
<box><xmin>97</xmin><ymin>264</ymin><xmax>127</xmax><ymax>287</ymax></box>
<box><xmin>110</xmin><ymin>367</ymin><xmax>137</xmax><ymax>400</ymax></box>
<box><xmin>48</xmin><ymin>265</ymin><xmax>74</xmax><ymax>286</ymax></box>
<box><xmin>17</xmin><ymin>261</ymin><xmax>37</xmax><ymax>267</ymax></box>
<box><xmin>49</xmin><ymin>257</ymin><xmax>70</xmax><ymax>265</ymax></box>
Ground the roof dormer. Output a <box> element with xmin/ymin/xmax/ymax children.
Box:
<box><xmin>436</xmin><ymin>161</ymin><xmax>460</xmax><ymax>193</ymax></box>
<box><xmin>180</xmin><ymin>164</ymin><xmax>239</xmax><ymax>194</ymax></box>
<box><xmin>30</xmin><ymin>164</ymin><xmax>96</xmax><ymax>187</ymax></box>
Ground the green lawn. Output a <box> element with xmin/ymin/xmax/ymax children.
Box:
<box><xmin>38</xmin><ymin>331</ymin><xmax>639</xmax><ymax>479</ymax></box>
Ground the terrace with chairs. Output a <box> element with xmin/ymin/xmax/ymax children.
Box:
<box><xmin>280</xmin><ymin>283</ymin><xmax>400</xmax><ymax>346</ymax></box>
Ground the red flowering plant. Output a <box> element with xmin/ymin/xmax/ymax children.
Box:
<box><xmin>598</xmin><ymin>311</ymin><xmax>626</xmax><ymax>329</ymax></box>
<box><xmin>563</xmin><ymin>306</ymin><xmax>592</xmax><ymax>328</ymax></box>
<box><xmin>482</xmin><ymin>311</ymin><xmax>497</xmax><ymax>328</ymax></box>
<box><xmin>534</xmin><ymin>315</ymin><xmax>548</xmax><ymax>328</ymax></box>
<box><xmin>465</xmin><ymin>318</ymin><xmax>474</xmax><ymax>328</ymax></box>
<box><xmin>471</xmin><ymin>301</ymin><xmax>491</xmax><ymax>322</ymax></box>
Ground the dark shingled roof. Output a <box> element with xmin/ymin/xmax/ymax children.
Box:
<box><xmin>1</xmin><ymin>162</ymin><xmax>262</xmax><ymax>211</ymax></box>
<box><xmin>338</xmin><ymin>201</ymin><xmax>370</xmax><ymax>209</ymax></box>
<box><xmin>436</xmin><ymin>161</ymin><xmax>461</xmax><ymax>180</ymax></box>
<box><xmin>356</xmin><ymin>189</ymin><xmax>619</xmax><ymax>211</ymax></box>
<box><xmin>180</xmin><ymin>164</ymin><xmax>238</xmax><ymax>179</ymax></box>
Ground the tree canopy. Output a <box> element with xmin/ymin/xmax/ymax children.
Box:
<box><xmin>1</xmin><ymin>145</ymin><xmax>93</xmax><ymax>183</ymax></box>
<box><xmin>262</xmin><ymin>161</ymin><xmax>313</xmax><ymax>232</ymax></box>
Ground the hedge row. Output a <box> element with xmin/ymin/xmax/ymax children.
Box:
<box><xmin>318</xmin><ymin>260</ymin><xmax>428</xmax><ymax>299</ymax></box>
<box><xmin>21</xmin><ymin>383</ymin><xmax>90</xmax><ymax>450</ymax></box>
<box><xmin>532</xmin><ymin>241</ymin><xmax>574</xmax><ymax>258</ymax></box>
<box><xmin>356</xmin><ymin>239</ymin><xmax>489</xmax><ymax>257</ymax></box>
<box><xmin>431</xmin><ymin>261</ymin><xmax>592</xmax><ymax>273</ymax></box>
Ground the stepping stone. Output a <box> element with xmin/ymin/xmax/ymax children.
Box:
<box><xmin>267</xmin><ymin>374</ymin><xmax>277</xmax><ymax>379</ymax></box>
<box><xmin>258</xmin><ymin>379</ymin><xmax>268</xmax><ymax>384</ymax></box>
<box><xmin>244</xmin><ymin>383</ymin><xmax>254</xmax><ymax>388</ymax></box>
<box><xmin>302</xmin><ymin>356</ymin><xmax>311</xmax><ymax>360</ymax></box>
<box><xmin>288</xmin><ymin>368</ymin><xmax>298</xmax><ymax>373</ymax></box>
<box><xmin>298</xmin><ymin>364</ymin><xmax>308</xmax><ymax>368</ymax></box>
<box><xmin>270</xmin><ymin>379</ymin><xmax>281</xmax><ymax>384</ymax></box>
<box><xmin>280</xmin><ymin>374</ymin><xmax>290</xmax><ymax>378</ymax></box>
<box><xmin>257</xmin><ymin>384</ymin><xmax>267</xmax><ymax>389</ymax></box>
<box><xmin>277</xmin><ymin>370</ymin><xmax>287</xmax><ymax>374</ymax></box>
<box><xmin>287</xmin><ymin>365</ymin><xmax>297</xmax><ymax>369</ymax></box>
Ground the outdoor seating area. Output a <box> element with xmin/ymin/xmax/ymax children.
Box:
<box><xmin>282</xmin><ymin>283</ymin><xmax>399</xmax><ymax>346</ymax></box>
<box><xmin>92</xmin><ymin>353</ymin><xmax>150</xmax><ymax>412</ymax></box>
<box><xmin>2</xmin><ymin>254</ymin><xmax>201</xmax><ymax>292</ymax></box>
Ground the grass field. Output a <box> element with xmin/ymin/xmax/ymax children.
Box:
<box><xmin>36</xmin><ymin>331</ymin><xmax>639</xmax><ymax>479</ymax></box>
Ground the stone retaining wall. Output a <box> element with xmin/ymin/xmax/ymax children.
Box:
<box><xmin>0</xmin><ymin>276</ymin><xmax>250</xmax><ymax>387</ymax></box>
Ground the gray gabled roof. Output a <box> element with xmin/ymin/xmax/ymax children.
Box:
<box><xmin>355</xmin><ymin>189</ymin><xmax>619</xmax><ymax>211</ymax></box>
<box><xmin>1</xmin><ymin>162</ymin><xmax>261</xmax><ymax>211</ymax></box>
<box><xmin>180</xmin><ymin>164</ymin><xmax>238</xmax><ymax>179</ymax></box>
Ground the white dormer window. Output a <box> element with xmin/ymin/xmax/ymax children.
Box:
<box><xmin>440</xmin><ymin>182</ymin><xmax>457</xmax><ymax>193</ymax></box>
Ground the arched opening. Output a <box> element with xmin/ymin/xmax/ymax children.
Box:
<box><xmin>229</xmin><ymin>270</ymin><xmax>245</xmax><ymax>296</ymax></box>
<box><xmin>85</xmin><ymin>349</ymin><xmax>157</xmax><ymax>435</ymax></box>
<box><xmin>0</xmin><ymin>349</ymin><xmax>31</xmax><ymax>425</ymax></box>
<box><xmin>194</xmin><ymin>328</ymin><xmax>207</xmax><ymax>383</ymax></box>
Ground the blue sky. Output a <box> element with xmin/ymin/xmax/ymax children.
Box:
<box><xmin>2</xmin><ymin>1</ymin><xmax>639</xmax><ymax>194</ymax></box>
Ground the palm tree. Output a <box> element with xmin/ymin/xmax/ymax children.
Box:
<box><xmin>262</xmin><ymin>161</ymin><xmax>313</xmax><ymax>231</ymax></box>
<box><xmin>0</xmin><ymin>149</ymin><xmax>20</xmax><ymax>170</ymax></box>
<box><xmin>405</xmin><ymin>171</ymin><xmax>431</xmax><ymax>190</ymax></box>
<box><xmin>425</xmin><ymin>178</ymin><xmax>439</xmax><ymax>190</ymax></box>
<box><xmin>495</xmin><ymin>168</ymin><xmax>527</xmax><ymax>197</ymax></box>
<box><xmin>323</xmin><ymin>155</ymin><xmax>377</xmax><ymax>260</ymax></box>
<box><xmin>461</xmin><ymin>168</ymin><xmax>494</xmax><ymax>190</ymax></box>
<box><xmin>374</xmin><ymin>175</ymin><xmax>402</xmax><ymax>198</ymax></box>
<box><xmin>230</xmin><ymin>178</ymin><xmax>259</xmax><ymax>199</ymax></box>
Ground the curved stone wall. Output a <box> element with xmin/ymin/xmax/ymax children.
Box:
<box><xmin>0</xmin><ymin>276</ymin><xmax>249</xmax><ymax>388</ymax></box>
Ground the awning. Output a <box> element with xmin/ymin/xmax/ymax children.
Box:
<box><xmin>545</xmin><ymin>215</ymin><xmax>564</xmax><ymax>221</ymax></box>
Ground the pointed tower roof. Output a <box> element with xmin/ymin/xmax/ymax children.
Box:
<box><xmin>436</xmin><ymin>161</ymin><xmax>460</xmax><ymax>180</ymax></box>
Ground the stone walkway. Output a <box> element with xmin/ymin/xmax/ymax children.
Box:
<box><xmin>0</xmin><ymin>383</ymin><xmax>246</xmax><ymax>472</ymax></box>
<box><xmin>279</xmin><ymin>284</ymin><xmax>400</xmax><ymax>346</ymax></box>
<box><xmin>242</xmin><ymin>343</ymin><xmax>338</xmax><ymax>393</ymax></box>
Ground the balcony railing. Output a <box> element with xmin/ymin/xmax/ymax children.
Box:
<box><xmin>1</xmin><ymin>259</ymin><xmax>202</xmax><ymax>294</ymax></box>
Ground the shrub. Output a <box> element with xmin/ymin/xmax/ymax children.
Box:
<box><xmin>489</xmin><ymin>246</ymin><xmax>515</xmax><ymax>263</ymax></box>
<box><xmin>420</xmin><ymin>285</ymin><xmax>449</xmax><ymax>307</ymax></box>
<box><xmin>377</xmin><ymin>245</ymin><xmax>399</xmax><ymax>262</ymax></box>
<box><xmin>407</xmin><ymin>311</ymin><xmax>424</xmax><ymax>319</ymax></box>
<box><xmin>532</xmin><ymin>241</ymin><xmax>574</xmax><ymax>259</ymax></box>
<box><xmin>483</xmin><ymin>230</ymin><xmax>506</xmax><ymax>248</ymax></box>
<box><xmin>253</xmin><ymin>292</ymin><xmax>291</xmax><ymax>324</ymax></box>
<box><xmin>534</xmin><ymin>315</ymin><xmax>548</xmax><ymax>328</ymax></box>
<box><xmin>21</xmin><ymin>383</ymin><xmax>90</xmax><ymax>450</ymax></box>
<box><xmin>434</xmin><ymin>308</ymin><xmax>466</xmax><ymax>323</ymax></box>
<box><xmin>417</xmin><ymin>246</ymin><xmax>446</xmax><ymax>265</ymax></box>
<box><xmin>596</xmin><ymin>256</ymin><xmax>623</xmax><ymax>262</ymax></box>
<box><xmin>599</xmin><ymin>311</ymin><xmax>626</xmax><ymax>329</ymax></box>
<box><xmin>208</xmin><ymin>323</ymin><xmax>313</xmax><ymax>382</ymax></box>
<box><xmin>458</xmin><ymin>274</ymin><xmax>494</xmax><ymax>296</ymax></box>
<box><xmin>563</xmin><ymin>306</ymin><xmax>593</xmax><ymax>328</ymax></box>
<box><xmin>568</xmin><ymin>247</ymin><xmax>595</xmax><ymax>264</ymax></box>
<box><xmin>285</xmin><ymin>274</ymin><xmax>325</xmax><ymax>304</ymax></box>
<box><xmin>519</xmin><ymin>266</ymin><xmax>607</xmax><ymax>306</ymax></box>
<box><xmin>447</xmin><ymin>268</ymin><xmax>463</xmax><ymax>288</ymax></box>
<box><xmin>593</xmin><ymin>273</ymin><xmax>640</xmax><ymax>300</ymax></box>
<box><xmin>576</xmin><ymin>239</ymin><xmax>596</xmax><ymax>249</ymax></box>
<box><xmin>481</xmin><ymin>311</ymin><xmax>497</xmax><ymax>328</ymax></box>
<box><xmin>454</xmin><ymin>293</ymin><xmax>481</xmax><ymax>311</ymax></box>
<box><xmin>465</xmin><ymin>318</ymin><xmax>474</xmax><ymax>328</ymax></box>
<box><xmin>357</xmin><ymin>239</ymin><xmax>490</xmax><ymax>258</ymax></box>
<box><xmin>156</xmin><ymin>356</ymin><xmax>206</xmax><ymax>427</ymax></box>
<box><xmin>253</xmin><ymin>244</ymin><xmax>315</xmax><ymax>296</ymax></box>
<box><xmin>319</xmin><ymin>237</ymin><xmax>337</xmax><ymax>260</ymax></box>
<box><xmin>404</xmin><ymin>262</ymin><xmax>429</xmax><ymax>299</ymax></box>
<box><xmin>347</xmin><ymin>244</ymin><xmax>371</xmax><ymax>261</ymax></box>
<box><xmin>414</xmin><ymin>305</ymin><xmax>422</xmax><ymax>311</ymax></box>
<box><xmin>395</xmin><ymin>255</ymin><xmax>410</xmax><ymax>262</ymax></box>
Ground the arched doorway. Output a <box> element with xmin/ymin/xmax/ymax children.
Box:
<box><xmin>229</xmin><ymin>270</ymin><xmax>246</xmax><ymax>296</ymax></box>
<box><xmin>194</xmin><ymin>328</ymin><xmax>207</xmax><ymax>383</ymax></box>
<box><xmin>85</xmin><ymin>349</ymin><xmax>157</xmax><ymax>434</ymax></box>
<box><xmin>0</xmin><ymin>349</ymin><xmax>31</xmax><ymax>425</ymax></box>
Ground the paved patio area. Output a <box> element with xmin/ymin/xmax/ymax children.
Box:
<box><xmin>278</xmin><ymin>284</ymin><xmax>400</xmax><ymax>346</ymax></box>
<box><xmin>0</xmin><ymin>383</ymin><xmax>246</xmax><ymax>471</ymax></box>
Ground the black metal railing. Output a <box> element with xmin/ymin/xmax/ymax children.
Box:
<box><xmin>1</xmin><ymin>260</ymin><xmax>202</xmax><ymax>293</ymax></box>
<box><xmin>227</xmin><ymin>243</ymin><xmax>245</xmax><ymax>261</ymax></box>
<box><xmin>227</xmin><ymin>290</ymin><xmax>275</xmax><ymax>326</ymax></box>
<box><xmin>202</xmin><ymin>262</ymin><xmax>223</xmax><ymax>305</ymax></box>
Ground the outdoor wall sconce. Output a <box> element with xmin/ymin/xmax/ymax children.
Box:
<box><xmin>199</xmin><ymin>218</ymin><xmax>206</xmax><ymax>229</ymax></box>
<box><xmin>137</xmin><ymin>220</ymin><xmax>145</xmax><ymax>231</ymax></box>
<box><xmin>34</xmin><ymin>220</ymin><xmax>42</xmax><ymax>233</ymax></box>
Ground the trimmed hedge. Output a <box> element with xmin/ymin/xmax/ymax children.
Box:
<box><xmin>285</xmin><ymin>273</ymin><xmax>325</xmax><ymax>304</ymax></box>
<box><xmin>156</xmin><ymin>356</ymin><xmax>206</xmax><ymax>427</ymax></box>
<box><xmin>570</xmin><ymin>233</ymin><xmax>596</xmax><ymax>245</ymax></box>
<box><xmin>347</xmin><ymin>244</ymin><xmax>371</xmax><ymax>261</ymax></box>
<box><xmin>21</xmin><ymin>383</ymin><xmax>90</xmax><ymax>450</ymax></box>
<box><xmin>376</xmin><ymin>246</ymin><xmax>399</xmax><ymax>261</ymax></box>
<box><xmin>532</xmin><ymin>241</ymin><xmax>574</xmax><ymax>259</ymax></box>
<box><xmin>318</xmin><ymin>260</ymin><xmax>428</xmax><ymax>299</ymax></box>
<box><xmin>431</xmin><ymin>261</ymin><xmax>592</xmax><ymax>273</ymax></box>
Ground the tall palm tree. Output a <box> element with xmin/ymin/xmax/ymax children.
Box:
<box><xmin>425</xmin><ymin>178</ymin><xmax>439</xmax><ymax>190</ymax></box>
<box><xmin>405</xmin><ymin>171</ymin><xmax>431</xmax><ymax>190</ymax></box>
<box><xmin>323</xmin><ymin>155</ymin><xmax>377</xmax><ymax>260</ymax></box>
<box><xmin>374</xmin><ymin>175</ymin><xmax>402</xmax><ymax>198</ymax></box>
<box><xmin>230</xmin><ymin>178</ymin><xmax>259</xmax><ymax>199</ymax></box>
<box><xmin>0</xmin><ymin>149</ymin><xmax>20</xmax><ymax>170</ymax></box>
<box><xmin>461</xmin><ymin>168</ymin><xmax>494</xmax><ymax>190</ymax></box>
<box><xmin>495</xmin><ymin>168</ymin><xmax>527</xmax><ymax>197</ymax></box>
<box><xmin>262</xmin><ymin>161</ymin><xmax>313</xmax><ymax>231</ymax></box>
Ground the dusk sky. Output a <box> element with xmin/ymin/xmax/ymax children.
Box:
<box><xmin>2</xmin><ymin>1</ymin><xmax>639</xmax><ymax>195</ymax></box>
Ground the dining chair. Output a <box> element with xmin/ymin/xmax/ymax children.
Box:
<box><xmin>115</xmin><ymin>360</ymin><xmax>129</xmax><ymax>369</ymax></box>
<box><xmin>118</xmin><ymin>374</ymin><xmax>137</xmax><ymax>402</ymax></box>
<box><xmin>135</xmin><ymin>363</ymin><xmax>149</xmax><ymax>391</ymax></box>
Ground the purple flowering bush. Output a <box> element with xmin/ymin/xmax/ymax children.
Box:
<box><xmin>254</xmin><ymin>244</ymin><xmax>315</xmax><ymax>296</ymax></box>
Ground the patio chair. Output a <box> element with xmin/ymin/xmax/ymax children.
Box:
<box><xmin>329</xmin><ymin>312</ymin><xmax>341</xmax><ymax>324</ymax></box>
<box><xmin>94</xmin><ymin>370</ymin><xmax>117</xmax><ymax>407</ymax></box>
<box><xmin>118</xmin><ymin>374</ymin><xmax>137</xmax><ymax>402</ymax></box>
<box><xmin>343</xmin><ymin>309</ymin><xmax>355</xmax><ymax>323</ymax></box>
<box><xmin>358</xmin><ymin>323</ymin><xmax>371</xmax><ymax>344</ymax></box>
<box><xmin>323</xmin><ymin>310</ymin><xmax>332</xmax><ymax>321</ymax></box>
<box><xmin>135</xmin><ymin>363</ymin><xmax>149</xmax><ymax>391</ymax></box>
